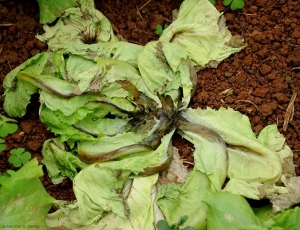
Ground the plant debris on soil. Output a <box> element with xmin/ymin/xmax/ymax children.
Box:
<box><xmin>0</xmin><ymin>0</ymin><xmax>300</xmax><ymax>209</ymax></box>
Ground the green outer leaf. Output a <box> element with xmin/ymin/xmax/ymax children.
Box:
<box><xmin>203</xmin><ymin>192</ymin><xmax>260</xmax><ymax>230</ymax></box>
<box><xmin>36</xmin><ymin>0</ymin><xmax>79</xmax><ymax>24</ymax></box>
<box><xmin>0</xmin><ymin>158</ymin><xmax>55</xmax><ymax>228</ymax></box>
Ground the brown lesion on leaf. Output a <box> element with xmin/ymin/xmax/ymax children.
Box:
<box><xmin>116</xmin><ymin>80</ymin><xmax>144</xmax><ymax>107</ymax></box>
<box><xmin>88</xmin><ymin>76</ymin><xmax>103</xmax><ymax>93</ymax></box>
<box><xmin>81</xmin><ymin>24</ymin><xmax>100</xmax><ymax>44</ymax></box>
<box><xmin>155</xmin><ymin>42</ymin><xmax>169</xmax><ymax>69</ymax></box>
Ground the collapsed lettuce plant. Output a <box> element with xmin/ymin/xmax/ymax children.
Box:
<box><xmin>2</xmin><ymin>0</ymin><xmax>300</xmax><ymax>229</ymax></box>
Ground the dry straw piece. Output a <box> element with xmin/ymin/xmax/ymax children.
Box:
<box><xmin>283</xmin><ymin>91</ymin><xmax>297</xmax><ymax>132</ymax></box>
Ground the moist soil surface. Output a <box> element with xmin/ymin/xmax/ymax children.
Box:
<box><xmin>1</xmin><ymin>0</ymin><xmax>300</xmax><ymax>208</ymax></box>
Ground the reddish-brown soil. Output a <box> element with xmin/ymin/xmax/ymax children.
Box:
<box><xmin>1</xmin><ymin>0</ymin><xmax>300</xmax><ymax>207</ymax></box>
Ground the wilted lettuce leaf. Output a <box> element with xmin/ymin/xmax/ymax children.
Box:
<box><xmin>42</xmin><ymin>139</ymin><xmax>89</xmax><ymax>184</ymax></box>
<box><xmin>65</xmin><ymin>54</ymin><xmax>102</xmax><ymax>93</ymax></box>
<box><xmin>3</xmin><ymin>53</ymin><xmax>49</xmax><ymax>117</ymax></box>
<box><xmin>77</xmin><ymin>132</ymin><xmax>147</xmax><ymax>160</ymax></box>
<box><xmin>137</xmin><ymin>41</ymin><xmax>193</xmax><ymax>109</ymax></box>
<box><xmin>40</xmin><ymin>106</ymin><xmax>96</xmax><ymax>143</ymax></box>
<box><xmin>7</xmin><ymin>0</ymin><xmax>297</xmax><ymax>229</ymax></box>
<box><xmin>125</xmin><ymin>174</ymin><xmax>159</xmax><ymax>228</ymax></box>
<box><xmin>36</xmin><ymin>1</ymin><xmax>118</xmax><ymax>50</ymax></box>
<box><xmin>45</xmin><ymin>133</ymin><xmax>174</xmax><ymax>228</ymax></box>
<box><xmin>46</xmin><ymin>175</ymin><xmax>158</xmax><ymax>229</ymax></box>
<box><xmin>179</xmin><ymin>124</ymin><xmax>227</xmax><ymax>192</ymax></box>
<box><xmin>257</xmin><ymin>125</ymin><xmax>294</xmax><ymax>166</ymax></box>
<box><xmin>159</xmin><ymin>0</ymin><xmax>246</xmax><ymax>67</ymax></box>
<box><xmin>157</xmin><ymin>169</ymin><xmax>210</xmax><ymax>229</ymax></box>
<box><xmin>0</xmin><ymin>158</ymin><xmax>55</xmax><ymax>228</ymax></box>
<box><xmin>180</xmin><ymin>107</ymin><xmax>257</xmax><ymax>144</ymax></box>
<box><xmin>75</xmin><ymin>113</ymin><xmax>129</xmax><ymax>137</ymax></box>
<box><xmin>160</xmin><ymin>148</ymin><xmax>189</xmax><ymax>184</ymax></box>
<box><xmin>40</xmin><ymin>91</ymin><xmax>98</xmax><ymax>117</ymax></box>
<box><xmin>180</xmin><ymin>107</ymin><xmax>291</xmax><ymax>200</ymax></box>
<box><xmin>257</xmin><ymin>125</ymin><xmax>285</xmax><ymax>152</ymax></box>
<box><xmin>67</xmin><ymin>164</ymin><xmax>131</xmax><ymax>225</ymax></box>
<box><xmin>266</xmin><ymin>175</ymin><xmax>300</xmax><ymax>212</ymax></box>
<box><xmin>97</xmin><ymin>58</ymin><xmax>162</xmax><ymax>109</ymax></box>
<box><xmin>59</xmin><ymin>41</ymin><xmax>143</xmax><ymax>67</ymax></box>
